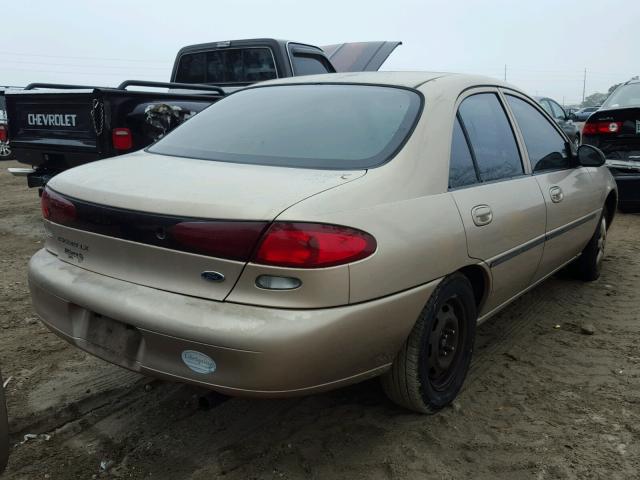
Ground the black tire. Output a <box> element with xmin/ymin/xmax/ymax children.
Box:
<box><xmin>573</xmin><ymin>208</ymin><xmax>608</xmax><ymax>281</ymax></box>
<box><xmin>381</xmin><ymin>273</ymin><xmax>476</xmax><ymax>413</ymax></box>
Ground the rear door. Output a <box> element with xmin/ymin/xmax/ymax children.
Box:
<box><xmin>503</xmin><ymin>92</ymin><xmax>601</xmax><ymax>281</ymax></box>
<box><xmin>449</xmin><ymin>90</ymin><xmax>546</xmax><ymax>313</ymax></box>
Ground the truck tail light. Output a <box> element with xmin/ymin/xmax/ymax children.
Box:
<box><xmin>583</xmin><ymin>121</ymin><xmax>622</xmax><ymax>135</ymax></box>
<box><xmin>112</xmin><ymin>127</ymin><xmax>132</xmax><ymax>150</ymax></box>
<box><xmin>253</xmin><ymin>222</ymin><xmax>377</xmax><ymax>268</ymax></box>
<box><xmin>41</xmin><ymin>187</ymin><xmax>76</xmax><ymax>225</ymax></box>
<box><xmin>0</xmin><ymin>125</ymin><xmax>7</xmax><ymax>142</ymax></box>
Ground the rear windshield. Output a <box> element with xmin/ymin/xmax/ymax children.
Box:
<box><xmin>602</xmin><ymin>83</ymin><xmax>640</xmax><ymax>109</ymax></box>
<box><xmin>148</xmin><ymin>84</ymin><xmax>422</xmax><ymax>169</ymax></box>
<box><xmin>175</xmin><ymin>48</ymin><xmax>277</xmax><ymax>84</ymax></box>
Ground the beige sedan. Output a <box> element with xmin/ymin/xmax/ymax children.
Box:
<box><xmin>28</xmin><ymin>72</ymin><xmax>617</xmax><ymax>413</ymax></box>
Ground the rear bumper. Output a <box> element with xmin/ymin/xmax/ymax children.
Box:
<box><xmin>13</xmin><ymin>146</ymin><xmax>104</xmax><ymax>169</ymax></box>
<box><xmin>28</xmin><ymin>249</ymin><xmax>437</xmax><ymax>397</ymax></box>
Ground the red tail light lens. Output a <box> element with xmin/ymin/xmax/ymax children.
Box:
<box><xmin>0</xmin><ymin>125</ymin><xmax>7</xmax><ymax>142</ymax></box>
<box><xmin>583</xmin><ymin>121</ymin><xmax>622</xmax><ymax>135</ymax></box>
<box><xmin>254</xmin><ymin>222</ymin><xmax>377</xmax><ymax>268</ymax></box>
<box><xmin>170</xmin><ymin>221</ymin><xmax>268</xmax><ymax>260</ymax></box>
<box><xmin>112</xmin><ymin>127</ymin><xmax>132</xmax><ymax>150</ymax></box>
<box><xmin>41</xmin><ymin>188</ymin><xmax>76</xmax><ymax>225</ymax></box>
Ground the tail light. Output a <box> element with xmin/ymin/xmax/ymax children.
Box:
<box><xmin>38</xmin><ymin>188</ymin><xmax>376</xmax><ymax>268</ymax></box>
<box><xmin>583</xmin><ymin>121</ymin><xmax>622</xmax><ymax>135</ymax></box>
<box><xmin>0</xmin><ymin>125</ymin><xmax>7</xmax><ymax>142</ymax></box>
<box><xmin>170</xmin><ymin>221</ymin><xmax>268</xmax><ymax>261</ymax></box>
<box><xmin>112</xmin><ymin>127</ymin><xmax>132</xmax><ymax>150</ymax></box>
<box><xmin>41</xmin><ymin>188</ymin><xmax>76</xmax><ymax>225</ymax></box>
<box><xmin>253</xmin><ymin>222</ymin><xmax>377</xmax><ymax>268</ymax></box>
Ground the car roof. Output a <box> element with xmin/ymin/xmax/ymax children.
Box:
<box><xmin>254</xmin><ymin>71</ymin><xmax>515</xmax><ymax>90</ymax></box>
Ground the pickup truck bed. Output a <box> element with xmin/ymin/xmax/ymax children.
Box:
<box><xmin>6</xmin><ymin>82</ymin><xmax>223</xmax><ymax>187</ymax></box>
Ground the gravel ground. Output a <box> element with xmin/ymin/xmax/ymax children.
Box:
<box><xmin>0</xmin><ymin>160</ymin><xmax>639</xmax><ymax>479</ymax></box>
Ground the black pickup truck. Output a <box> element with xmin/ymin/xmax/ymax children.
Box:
<box><xmin>6</xmin><ymin>38</ymin><xmax>400</xmax><ymax>187</ymax></box>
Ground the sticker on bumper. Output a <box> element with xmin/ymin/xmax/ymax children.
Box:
<box><xmin>181</xmin><ymin>350</ymin><xmax>217</xmax><ymax>374</ymax></box>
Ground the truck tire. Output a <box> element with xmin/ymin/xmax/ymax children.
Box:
<box><xmin>573</xmin><ymin>208</ymin><xmax>608</xmax><ymax>281</ymax></box>
<box><xmin>381</xmin><ymin>273</ymin><xmax>476</xmax><ymax>413</ymax></box>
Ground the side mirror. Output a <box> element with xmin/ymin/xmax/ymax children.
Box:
<box><xmin>577</xmin><ymin>144</ymin><xmax>605</xmax><ymax>167</ymax></box>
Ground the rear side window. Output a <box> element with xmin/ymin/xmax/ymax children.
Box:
<box><xmin>149</xmin><ymin>84</ymin><xmax>422</xmax><ymax>170</ymax></box>
<box><xmin>602</xmin><ymin>83</ymin><xmax>640</xmax><ymax>108</ymax></box>
<box><xmin>449</xmin><ymin>117</ymin><xmax>478</xmax><ymax>189</ymax></box>
<box><xmin>176</xmin><ymin>48</ymin><xmax>277</xmax><ymax>84</ymax></box>
<box><xmin>292</xmin><ymin>55</ymin><xmax>331</xmax><ymax>75</ymax></box>
<box><xmin>458</xmin><ymin>93</ymin><xmax>523</xmax><ymax>182</ymax></box>
<box><xmin>506</xmin><ymin>95</ymin><xmax>569</xmax><ymax>172</ymax></box>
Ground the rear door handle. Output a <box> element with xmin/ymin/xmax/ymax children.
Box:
<box><xmin>471</xmin><ymin>205</ymin><xmax>493</xmax><ymax>226</ymax></box>
<box><xmin>550</xmin><ymin>186</ymin><xmax>564</xmax><ymax>203</ymax></box>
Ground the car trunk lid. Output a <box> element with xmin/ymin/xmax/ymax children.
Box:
<box><xmin>583</xmin><ymin>106</ymin><xmax>640</xmax><ymax>161</ymax></box>
<box><xmin>44</xmin><ymin>151</ymin><xmax>365</xmax><ymax>301</ymax></box>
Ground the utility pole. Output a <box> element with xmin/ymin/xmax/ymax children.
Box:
<box><xmin>582</xmin><ymin>68</ymin><xmax>587</xmax><ymax>104</ymax></box>
<box><xmin>504</xmin><ymin>64</ymin><xmax>507</xmax><ymax>81</ymax></box>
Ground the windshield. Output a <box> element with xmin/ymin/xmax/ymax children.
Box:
<box><xmin>175</xmin><ymin>48</ymin><xmax>277</xmax><ymax>84</ymax></box>
<box><xmin>149</xmin><ymin>84</ymin><xmax>422</xmax><ymax>169</ymax></box>
<box><xmin>602</xmin><ymin>83</ymin><xmax>640</xmax><ymax>109</ymax></box>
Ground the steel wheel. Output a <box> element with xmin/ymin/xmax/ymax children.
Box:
<box><xmin>427</xmin><ymin>296</ymin><xmax>467</xmax><ymax>391</ymax></box>
<box><xmin>596</xmin><ymin>216</ymin><xmax>607</xmax><ymax>266</ymax></box>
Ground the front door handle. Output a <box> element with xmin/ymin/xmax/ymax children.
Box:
<box><xmin>550</xmin><ymin>186</ymin><xmax>564</xmax><ymax>203</ymax></box>
<box><xmin>471</xmin><ymin>204</ymin><xmax>493</xmax><ymax>226</ymax></box>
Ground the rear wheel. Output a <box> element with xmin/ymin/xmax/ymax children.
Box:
<box><xmin>573</xmin><ymin>208</ymin><xmax>608</xmax><ymax>281</ymax></box>
<box><xmin>381</xmin><ymin>273</ymin><xmax>476</xmax><ymax>413</ymax></box>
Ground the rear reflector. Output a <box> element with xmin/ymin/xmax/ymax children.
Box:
<box><xmin>41</xmin><ymin>188</ymin><xmax>76</xmax><ymax>225</ymax></box>
<box><xmin>112</xmin><ymin>127</ymin><xmax>132</xmax><ymax>150</ymax></box>
<box><xmin>0</xmin><ymin>125</ymin><xmax>6</xmax><ymax>142</ymax></box>
<box><xmin>253</xmin><ymin>222</ymin><xmax>376</xmax><ymax>268</ymax></box>
<box><xmin>170</xmin><ymin>221</ymin><xmax>268</xmax><ymax>261</ymax></box>
<box><xmin>583</xmin><ymin>121</ymin><xmax>622</xmax><ymax>135</ymax></box>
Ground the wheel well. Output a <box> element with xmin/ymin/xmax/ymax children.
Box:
<box><xmin>605</xmin><ymin>191</ymin><xmax>617</xmax><ymax>227</ymax></box>
<box><xmin>458</xmin><ymin>265</ymin><xmax>489</xmax><ymax>310</ymax></box>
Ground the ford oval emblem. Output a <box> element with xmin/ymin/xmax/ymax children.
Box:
<box><xmin>201</xmin><ymin>271</ymin><xmax>225</xmax><ymax>282</ymax></box>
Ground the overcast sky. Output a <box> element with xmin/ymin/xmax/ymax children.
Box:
<box><xmin>2</xmin><ymin>0</ymin><xmax>638</xmax><ymax>105</ymax></box>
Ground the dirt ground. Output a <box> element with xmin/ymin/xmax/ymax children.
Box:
<box><xmin>0</xmin><ymin>160</ymin><xmax>638</xmax><ymax>479</ymax></box>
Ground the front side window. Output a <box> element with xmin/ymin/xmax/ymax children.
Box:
<box><xmin>506</xmin><ymin>95</ymin><xmax>570</xmax><ymax>172</ymax></box>
<box><xmin>449</xmin><ymin>117</ymin><xmax>478</xmax><ymax>189</ymax></box>
<box><xmin>176</xmin><ymin>48</ymin><xmax>277</xmax><ymax>84</ymax></box>
<box><xmin>458</xmin><ymin>93</ymin><xmax>523</xmax><ymax>182</ymax></box>
<box><xmin>149</xmin><ymin>84</ymin><xmax>422</xmax><ymax>169</ymax></box>
<box><xmin>548</xmin><ymin>100</ymin><xmax>566</xmax><ymax>120</ymax></box>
